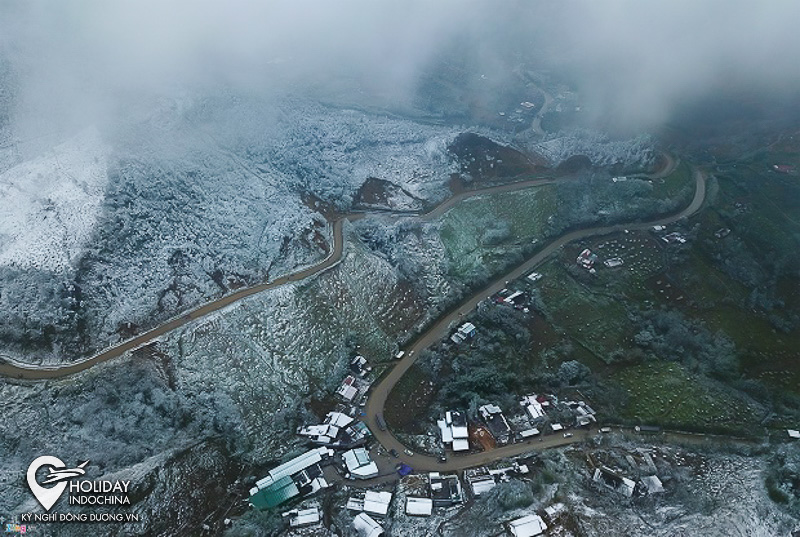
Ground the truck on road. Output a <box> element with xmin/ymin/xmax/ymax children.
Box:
<box><xmin>376</xmin><ymin>414</ymin><xmax>387</xmax><ymax>431</ymax></box>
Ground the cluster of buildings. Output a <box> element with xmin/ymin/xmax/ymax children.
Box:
<box><xmin>297</xmin><ymin>411</ymin><xmax>370</xmax><ymax>447</ymax></box>
<box><xmin>435</xmin><ymin>394</ymin><xmax>596</xmax><ymax>453</ymax></box>
<box><xmin>249</xmin><ymin>447</ymin><xmax>333</xmax><ymax>509</ymax></box>
<box><xmin>401</xmin><ymin>472</ymin><xmax>464</xmax><ymax>517</ymax></box>
<box><xmin>465</xmin><ymin>462</ymin><xmax>531</xmax><ymax>497</ymax></box>
<box><xmin>347</xmin><ymin>490</ymin><xmax>393</xmax><ymax>536</ymax></box>
<box><xmin>588</xmin><ymin>448</ymin><xmax>666</xmax><ymax>498</ymax></box>
<box><xmin>576</xmin><ymin>248</ymin><xmax>598</xmax><ymax>271</ymax></box>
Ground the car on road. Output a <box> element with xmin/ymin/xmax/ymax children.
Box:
<box><xmin>600</xmin><ymin>427</ymin><xmax>612</xmax><ymax>433</ymax></box>
<box><xmin>438</xmin><ymin>455</ymin><xmax>447</xmax><ymax>463</ymax></box>
<box><xmin>376</xmin><ymin>414</ymin><xmax>387</xmax><ymax>431</ymax></box>
<box><xmin>404</xmin><ymin>449</ymin><xmax>414</xmax><ymax>457</ymax></box>
<box><xmin>389</xmin><ymin>449</ymin><xmax>399</xmax><ymax>458</ymax></box>
<box><xmin>563</xmin><ymin>432</ymin><xmax>573</xmax><ymax>438</ymax></box>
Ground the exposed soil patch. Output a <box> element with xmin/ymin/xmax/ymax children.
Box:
<box><xmin>301</xmin><ymin>191</ymin><xmax>340</xmax><ymax>220</ymax></box>
<box><xmin>448</xmin><ymin>133</ymin><xmax>548</xmax><ymax>183</ymax></box>
<box><xmin>353</xmin><ymin>177</ymin><xmax>425</xmax><ymax>212</ymax></box>
<box><xmin>470</xmin><ymin>425</ymin><xmax>496</xmax><ymax>452</ymax></box>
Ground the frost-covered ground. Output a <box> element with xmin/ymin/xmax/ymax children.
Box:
<box><xmin>0</xmin><ymin>128</ymin><xmax>108</xmax><ymax>272</ymax></box>
<box><xmin>0</xmin><ymin>92</ymin><xmax>461</xmax><ymax>365</ymax></box>
<box><xmin>0</xmin><ymin>225</ymin><xmax>444</xmax><ymax>534</ymax></box>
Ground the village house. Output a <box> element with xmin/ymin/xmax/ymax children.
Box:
<box><xmin>429</xmin><ymin>472</ymin><xmax>463</xmax><ymax>506</ymax></box>
<box><xmin>520</xmin><ymin>394</ymin><xmax>549</xmax><ymax>423</ymax></box>
<box><xmin>282</xmin><ymin>506</ymin><xmax>321</xmax><ymax>528</ymax></box>
<box><xmin>527</xmin><ymin>271</ymin><xmax>543</xmax><ymax>282</ymax></box>
<box><xmin>297</xmin><ymin>411</ymin><xmax>370</xmax><ymax>447</ymax></box>
<box><xmin>347</xmin><ymin>490</ymin><xmax>393</xmax><ymax>518</ymax></box>
<box><xmin>450</xmin><ymin>322</ymin><xmax>477</xmax><ymax>344</ymax></box>
<box><xmin>479</xmin><ymin>404</ymin><xmax>512</xmax><ymax>445</ymax></box>
<box><xmin>342</xmin><ymin>447</ymin><xmax>379</xmax><ymax>479</ymax></box>
<box><xmin>576</xmin><ymin>248</ymin><xmax>598</xmax><ymax>269</ymax></box>
<box><xmin>640</xmin><ymin>475</ymin><xmax>664</xmax><ymax>495</ymax></box>
<box><xmin>405</xmin><ymin>497</ymin><xmax>433</xmax><ymax>517</ymax></box>
<box><xmin>353</xmin><ymin>513</ymin><xmax>384</xmax><ymax>537</ymax></box>
<box><xmin>507</xmin><ymin>514</ymin><xmax>548</xmax><ymax>537</ymax></box>
<box><xmin>466</xmin><ymin>467</ymin><xmax>497</xmax><ymax>496</ymax></box>
<box><xmin>593</xmin><ymin>466</ymin><xmax>636</xmax><ymax>497</ymax></box>
<box><xmin>438</xmin><ymin>411</ymin><xmax>470</xmax><ymax>452</ymax></box>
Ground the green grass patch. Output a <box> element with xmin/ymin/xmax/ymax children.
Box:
<box><xmin>537</xmin><ymin>260</ymin><xmax>632</xmax><ymax>362</ymax></box>
<box><xmin>614</xmin><ymin>361</ymin><xmax>763</xmax><ymax>433</ymax></box>
<box><xmin>652</xmin><ymin>160</ymin><xmax>693</xmax><ymax>200</ymax></box>
<box><xmin>384</xmin><ymin>363</ymin><xmax>435</xmax><ymax>434</ymax></box>
<box><xmin>439</xmin><ymin>185</ymin><xmax>555</xmax><ymax>281</ymax></box>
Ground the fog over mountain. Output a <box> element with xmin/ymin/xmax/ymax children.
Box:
<box><xmin>2</xmin><ymin>0</ymin><xmax>799</xmax><ymax>136</ymax></box>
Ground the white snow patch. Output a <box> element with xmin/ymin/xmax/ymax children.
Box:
<box><xmin>0</xmin><ymin>128</ymin><xmax>108</xmax><ymax>272</ymax></box>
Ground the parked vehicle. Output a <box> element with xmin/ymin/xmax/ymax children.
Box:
<box><xmin>376</xmin><ymin>414</ymin><xmax>387</xmax><ymax>431</ymax></box>
<box><xmin>389</xmin><ymin>449</ymin><xmax>399</xmax><ymax>458</ymax></box>
<box><xmin>404</xmin><ymin>449</ymin><xmax>414</xmax><ymax>457</ymax></box>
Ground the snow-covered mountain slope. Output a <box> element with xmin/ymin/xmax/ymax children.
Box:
<box><xmin>0</xmin><ymin>128</ymin><xmax>108</xmax><ymax>272</ymax></box>
<box><xmin>0</xmin><ymin>94</ymin><xmax>461</xmax><ymax>364</ymax></box>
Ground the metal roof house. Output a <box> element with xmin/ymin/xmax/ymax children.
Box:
<box><xmin>507</xmin><ymin>514</ymin><xmax>548</xmax><ymax>537</ymax></box>
<box><xmin>343</xmin><ymin>447</ymin><xmax>379</xmax><ymax>479</ymax></box>
<box><xmin>479</xmin><ymin>404</ymin><xmax>512</xmax><ymax>445</ymax></box>
<box><xmin>405</xmin><ymin>497</ymin><xmax>433</xmax><ymax>517</ymax></box>
<box><xmin>353</xmin><ymin>513</ymin><xmax>384</xmax><ymax>537</ymax></box>
<box><xmin>466</xmin><ymin>467</ymin><xmax>497</xmax><ymax>496</ymax></box>
<box><xmin>451</xmin><ymin>322</ymin><xmax>477</xmax><ymax>344</ymax></box>
<box><xmin>249</xmin><ymin>447</ymin><xmax>332</xmax><ymax>509</ymax></box>
<box><xmin>439</xmin><ymin>411</ymin><xmax>470</xmax><ymax>452</ymax></box>
<box><xmin>363</xmin><ymin>491</ymin><xmax>393</xmax><ymax>517</ymax></box>
<box><xmin>429</xmin><ymin>472</ymin><xmax>463</xmax><ymax>506</ymax></box>
<box><xmin>520</xmin><ymin>394</ymin><xmax>548</xmax><ymax>422</ymax></box>
<box><xmin>282</xmin><ymin>506</ymin><xmax>321</xmax><ymax>528</ymax></box>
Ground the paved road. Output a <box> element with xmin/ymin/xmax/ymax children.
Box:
<box><xmin>0</xmin><ymin>151</ymin><xmax>698</xmax><ymax>474</ymax></box>
<box><xmin>0</xmin><ymin>173</ymin><xmax>573</xmax><ymax>380</ymax></box>
<box><xmin>363</xmin><ymin>166</ymin><xmax>706</xmax><ymax>471</ymax></box>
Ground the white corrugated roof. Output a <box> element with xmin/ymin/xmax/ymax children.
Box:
<box><xmin>289</xmin><ymin>507</ymin><xmax>320</xmax><ymax>527</ymax></box>
<box><xmin>470</xmin><ymin>478</ymin><xmax>496</xmax><ymax>496</ymax></box>
<box><xmin>452</xmin><ymin>438</ymin><xmax>469</xmax><ymax>451</ymax></box>
<box><xmin>405</xmin><ymin>497</ymin><xmax>433</xmax><ymax>516</ymax></box>
<box><xmin>343</xmin><ymin>448</ymin><xmax>379</xmax><ymax>479</ymax></box>
<box><xmin>256</xmin><ymin>447</ymin><xmax>328</xmax><ymax>487</ymax></box>
<box><xmin>509</xmin><ymin>514</ymin><xmax>547</xmax><ymax>537</ymax></box>
<box><xmin>363</xmin><ymin>491</ymin><xmax>392</xmax><ymax>516</ymax></box>
<box><xmin>438</xmin><ymin>419</ymin><xmax>453</xmax><ymax>443</ymax></box>
<box><xmin>353</xmin><ymin>513</ymin><xmax>384</xmax><ymax>537</ymax></box>
<box><xmin>327</xmin><ymin>411</ymin><xmax>354</xmax><ymax>428</ymax></box>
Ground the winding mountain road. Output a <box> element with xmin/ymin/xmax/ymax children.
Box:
<box><xmin>0</xmin><ymin>150</ymin><xmax>703</xmax><ymax>473</ymax></box>
<box><xmin>364</xmin><ymin>166</ymin><xmax>706</xmax><ymax>471</ymax></box>
<box><xmin>0</xmin><ymin>173</ymin><xmax>575</xmax><ymax>380</ymax></box>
